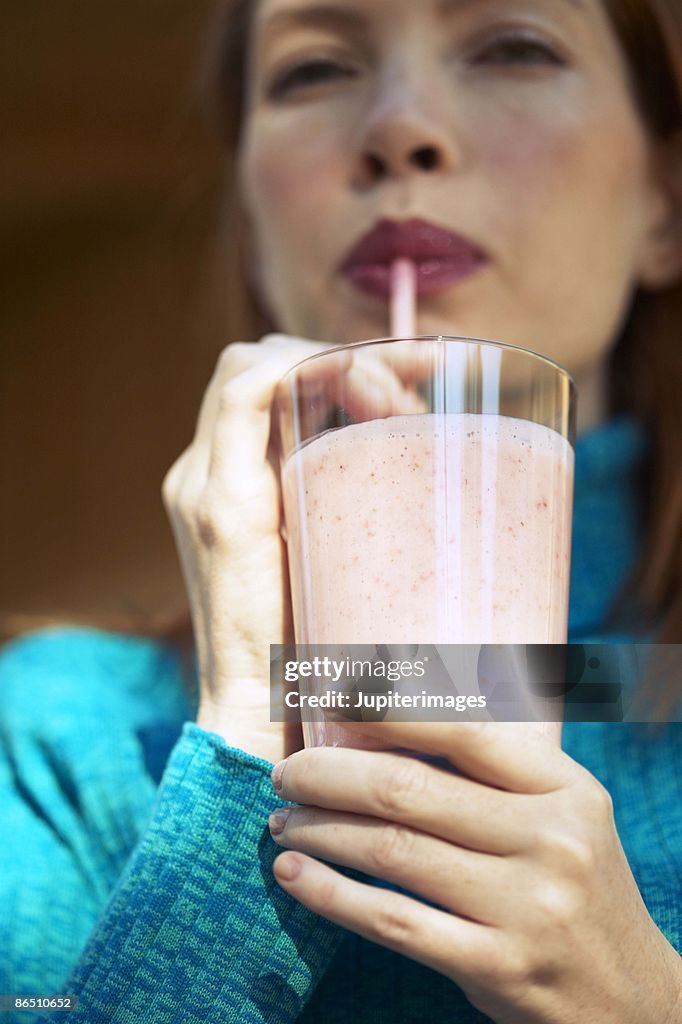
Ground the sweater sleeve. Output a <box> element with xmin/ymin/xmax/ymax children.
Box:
<box><xmin>35</xmin><ymin>722</ymin><xmax>349</xmax><ymax>1024</ymax></box>
<box><xmin>0</xmin><ymin>630</ymin><xmax>352</xmax><ymax>1024</ymax></box>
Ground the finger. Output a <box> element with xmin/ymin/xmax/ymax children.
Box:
<box><xmin>282</xmin><ymin>345</ymin><xmax>352</xmax><ymax>386</ymax></box>
<box><xmin>281</xmin><ymin>338</ymin><xmax>435</xmax><ymax>425</ymax></box>
<box><xmin>288</xmin><ymin>349</ymin><xmax>426</xmax><ymax>421</ymax></box>
<box><xmin>161</xmin><ymin>446</ymin><xmax>192</xmax><ymax>517</ymax></box>
<box><xmin>208</xmin><ymin>344</ymin><xmax>332</xmax><ymax>490</ymax></box>
<box><xmin>317</xmin><ymin>720</ymin><xmax>578</xmax><ymax>793</ymax></box>
<box><xmin>194</xmin><ymin>343</ymin><xmax>261</xmax><ymax>446</ymax></box>
<box><xmin>345</xmin><ymin>356</ymin><xmax>427</xmax><ymax>418</ymax></box>
<box><xmin>368</xmin><ymin>337</ymin><xmax>441</xmax><ymax>387</ymax></box>
<box><xmin>271</xmin><ymin>805</ymin><xmax>506</xmax><ymax>924</ymax></box>
<box><xmin>272</xmin><ymin>852</ymin><xmax>497</xmax><ymax>984</ymax></box>
<box><xmin>196</xmin><ymin>336</ymin><xmax>331</xmax><ymax>446</ymax></box>
<box><xmin>275</xmin><ymin>746</ymin><xmax>532</xmax><ymax>854</ymax></box>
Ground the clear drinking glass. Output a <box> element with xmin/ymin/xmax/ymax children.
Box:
<box><xmin>275</xmin><ymin>336</ymin><xmax>576</xmax><ymax>748</ymax></box>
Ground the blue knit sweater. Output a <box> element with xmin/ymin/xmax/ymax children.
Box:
<box><xmin>0</xmin><ymin>418</ymin><xmax>679</xmax><ymax>1023</ymax></box>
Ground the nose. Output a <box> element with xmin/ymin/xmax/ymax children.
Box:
<box><xmin>353</xmin><ymin>81</ymin><xmax>460</xmax><ymax>187</ymax></box>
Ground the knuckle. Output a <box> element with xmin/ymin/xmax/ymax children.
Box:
<box><xmin>194</xmin><ymin>493</ymin><xmax>221</xmax><ymax>548</ymax></box>
<box><xmin>167</xmin><ymin>474</ymin><xmax>197</xmax><ymax>525</ymax></box>
<box><xmin>561</xmin><ymin>835</ymin><xmax>595</xmax><ymax>878</ymax></box>
<box><xmin>450</xmin><ymin>720</ymin><xmax>490</xmax><ymax>749</ymax></box>
<box><xmin>536</xmin><ymin>827</ymin><xmax>595</xmax><ymax>878</ymax></box>
<box><xmin>533</xmin><ymin>881</ymin><xmax>581</xmax><ymax>930</ymax></box>
<box><xmin>161</xmin><ymin>451</ymin><xmax>189</xmax><ymax>509</ymax></box>
<box><xmin>315</xmin><ymin>871</ymin><xmax>339</xmax><ymax>912</ymax></box>
<box><xmin>218</xmin><ymin>377</ymin><xmax>244</xmax><ymax>413</ymax></box>
<box><xmin>214</xmin><ymin>342</ymin><xmax>265</xmax><ymax>391</ymax></box>
<box><xmin>483</xmin><ymin>947</ymin><xmax>532</xmax><ymax>992</ymax></box>
<box><xmin>174</xmin><ymin>494</ymin><xmax>198</xmax><ymax>530</ymax></box>
<box><xmin>373</xmin><ymin>756</ymin><xmax>429</xmax><ymax>819</ymax></box>
<box><xmin>369</xmin><ymin>901</ymin><xmax>414</xmax><ymax>947</ymax></box>
<box><xmin>569</xmin><ymin>771</ymin><xmax>614</xmax><ymax>825</ymax></box>
<box><xmin>161</xmin><ymin>468</ymin><xmax>177</xmax><ymax>510</ymax></box>
<box><xmin>261</xmin><ymin>333</ymin><xmax>291</xmax><ymax>347</ymax></box>
<box><xmin>174</xmin><ymin>483</ymin><xmax>197</xmax><ymax>524</ymax></box>
<box><xmin>368</xmin><ymin>823</ymin><xmax>414</xmax><ymax>874</ymax></box>
<box><xmin>585</xmin><ymin>776</ymin><xmax>614</xmax><ymax>819</ymax></box>
<box><xmin>217</xmin><ymin>342</ymin><xmax>249</xmax><ymax>374</ymax></box>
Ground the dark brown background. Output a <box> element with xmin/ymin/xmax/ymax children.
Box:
<box><xmin>1</xmin><ymin>1</ymin><xmax>231</xmax><ymax>633</ymax></box>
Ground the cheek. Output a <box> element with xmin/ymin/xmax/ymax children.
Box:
<box><xmin>476</xmin><ymin>95</ymin><xmax>647</xmax><ymax>239</ymax></box>
<box><xmin>470</xmin><ymin>96</ymin><xmax>649</xmax><ymax>366</ymax></box>
<box><xmin>238</xmin><ymin>110</ymin><xmax>354</xmax><ymax>333</ymax></box>
<box><xmin>241</xmin><ymin>115</ymin><xmax>348</xmax><ymax>245</ymax></box>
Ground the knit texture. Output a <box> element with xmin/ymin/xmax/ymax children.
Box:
<box><xmin>1</xmin><ymin>416</ymin><xmax>679</xmax><ymax>1023</ymax></box>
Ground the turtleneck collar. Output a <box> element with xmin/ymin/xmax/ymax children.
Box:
<box><xmin>568</xmin><ymin>416</ymin><xmax>649</xmax><ymax>640</ymax></box>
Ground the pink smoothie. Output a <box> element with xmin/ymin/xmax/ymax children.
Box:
<box><xmin>281</xmin><ymin>412</ymin><xmax>574</xmax><ymax>744</ymax></box>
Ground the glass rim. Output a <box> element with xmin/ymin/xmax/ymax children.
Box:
<box><xmin>279</xmin><ymin>335</ymin><xmax>577</xmax><ymax>393</ymax></box>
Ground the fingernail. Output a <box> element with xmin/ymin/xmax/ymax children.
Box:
<box><xmin>268</xmin><ymin>808</ymin><xmax>290</xmax><ymax>835</ymax></box>
<box><xmin>275</xmin><ymin>853</ymin><xmax>302</xmax><ymax>882</ymax></box>
<box><xmin>271</xmin><ymin>759</ymin><xmax>287</xmax><ymax>792</ymax></box>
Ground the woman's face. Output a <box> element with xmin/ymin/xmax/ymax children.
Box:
<box><xmin>239</xmin><ymin>0</ymin><xmax>672</xmax><ymax>377</ymax></box>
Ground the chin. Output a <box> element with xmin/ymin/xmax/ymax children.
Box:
<box><xmin>322</xmin><ymin>313</ymin><xmax>392</xmax><ymax>345</ymax></box>
<box><xmin>322</xmin><ymin>300</ymin><xmax>493</xmax><ymax>346</ymax></box>
<box><xmin>399</xmin><ymin>313</ymin><xmax>483</xmax><ymax>342</ymax></box>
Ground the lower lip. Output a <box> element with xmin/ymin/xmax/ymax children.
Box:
<box><xmin>343</xmin><ymin>255</ymin><xmax>488</xmax><ymax>299</ymax></box>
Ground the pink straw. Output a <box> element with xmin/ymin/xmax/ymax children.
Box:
<box><xmin>390</xmin><ymin>258</ymin><xmax>417</xmax><ymax>338</ymax></box>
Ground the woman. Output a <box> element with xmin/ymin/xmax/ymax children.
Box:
<box><xmin>1</xmin><ymin>0</ymin><xmax>681</xmax><ymax>1021</ymax></box>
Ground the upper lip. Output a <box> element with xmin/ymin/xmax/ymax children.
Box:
<box><xmin>340</xmin><ymin>217</ymin><xmax>488</xmax><ymax>270</ymax></box>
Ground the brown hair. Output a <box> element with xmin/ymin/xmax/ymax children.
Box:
<box><xmin>601</xmin><ymin>0</ymin><xmax>682</xmax><ymax>642</ymax></box>
<box><xmin>5</xmin><ymin>0</ymin><xmax>681</xmax><ymax>658</ymax></box>
<box><xmin>200</xmin><ymin>0</ymin><xmax>682</xmax><ymax>645</ymax></box>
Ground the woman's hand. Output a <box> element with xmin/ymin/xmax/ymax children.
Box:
<box><xmin>162</xmin><ymin>336</ymin><xmax>426</xmax><ymax>763</ymax></box>
<box><xmin>162</xmin><ymin>335</ymin><xmax>334</xmax><ymax>762</ymax></box>
<box><xmin>267</xmin><ymin>721</ymin><xmax>682</xmax><ymax>1023</ymax></box>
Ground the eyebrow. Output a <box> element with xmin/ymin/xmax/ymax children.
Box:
<box><xmin>438</xmin><ymin>0</ymin><xmax>585</xmax><ymax>11</ymax></box>
<box><xmin>258</xmin><ymin>4</ymin><xmax>368</xmax><ymax>43</ymax></box>
<box><xmin>259</xmin><ymin>0</ymin><xmax>586</xmax><ymax>43</ymax></box>
<box><xmin>438</xmin><ymin>0</ymin><xmax>585</xmax><ymax>10</ymax></box>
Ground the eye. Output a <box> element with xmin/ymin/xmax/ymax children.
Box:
<box><xmin>268</xmin><ymin>58</ymin><xmax>357</xmax><ymax>98</ymax></box>
<box><xmin>474</xmin><ymin>34</ymin><xmax>566</xmax><ymax>68</ymax></box>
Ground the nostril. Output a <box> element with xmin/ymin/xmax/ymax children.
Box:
<box><xmin>364</xmin><ymin>152</ymin><xmax>387</xmax><ymax>180</ymax></box>
<box><xmin>410</xmin><ymin>146</ymin><xmax>440</xmax><ymax>171</ymax></box>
